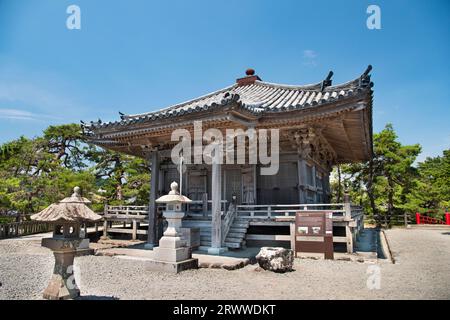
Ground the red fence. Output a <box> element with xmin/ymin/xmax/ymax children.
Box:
<box><xmin>415</xmin><ymin>212</ymin><xmax>450</xmax><ymax>225</ymax></box>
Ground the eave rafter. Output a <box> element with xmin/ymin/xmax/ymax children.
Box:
<box><xmin>338</xmin><ymin>115</ymin><xmax>356</xmax><ymax>161</ymax></box>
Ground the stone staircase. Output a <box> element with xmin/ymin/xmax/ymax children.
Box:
<box><xmin>182</xmin><ymin>218</ymin><xmax>250</xmax><ymax>250</ymax></box>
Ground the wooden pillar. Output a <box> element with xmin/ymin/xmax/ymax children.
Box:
<box><xmin>202</xmin><ymin>193</ymin><xmax>208</xmax><ymax>217</ymax></box>
<box><xmin>312</xmin><ymin>165</ymin><xmax>317</xmax><ymax>202</ymax></box>
<box><xmin>297</xmin><ymin>159</ymin><xmax>307</xmax><ymax>203</ymax></box>
<box><xmin>208</xmin><ymin>151</ymin><xmax>226</xmax><ymax>255</ymax></box>
<box><xmin>343</xmin><ymin>193</ymin><xmax>353</xmax><ymax>253</ymax></box>
<box><xmin>146</xmin><ymin>150</ymin><xmax>159</xmax><ymax>249</ymax></box>
<box><xmin>253</xmin><ymin>164</ymin><xmax>257</xmax><ymax>204</ymax></box>
<box><xmin>345</xmin><ymin>224</ymin><xmax>354</xmax><ymax>253</ymax></box>
<box><xmin>132</xmin><ymin>220</ymin><xmax>137</xmax><ymax>241</ymax></box>
<box><xmin>343</xmin><ymin>193</ymin><xmax>352</xmax><ymax>220</ymax></box>
<box><xmin>101</xmin><ymin>204</ymin><xmax>109</xmax><ymax>240</ymax></box>
<box><xmin>290</xmin><ymin>222</ymin><xmax>296</xmax><ymax>253</ymax></box>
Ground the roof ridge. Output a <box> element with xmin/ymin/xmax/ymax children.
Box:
<box><xmin>84</xmin><ymin>66</ymin><xmax>374</xmax><ymax>129</ymax></box>
<box><xmin>124</xmin><ymin>83</ymin><xmax>238</xmax><ymax>119</ymax></box>
<box><xmin>254</xmin><ymin>80</ymin><xmax>322</xmax><ymax>90</ymax></box>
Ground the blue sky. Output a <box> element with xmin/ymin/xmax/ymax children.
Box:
<box><xmin>0</xmin><ymin>0</ymin><xmax>449</xmax><ymax>162</ymax></box>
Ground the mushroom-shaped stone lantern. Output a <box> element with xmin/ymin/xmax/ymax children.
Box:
<box><xmin>31</xmin><ymin>186</ymin><xmax>102</xmax><ymax>300</ymax></box>
<box><xmin>150</xmin><ymin>181</ymin><xmax>198</xmax><ymax>273</ymax></box>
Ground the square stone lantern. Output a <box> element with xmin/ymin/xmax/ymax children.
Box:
<box><xmin>148</xmin><ymin>181</ymin><xmax>198</xmax><ymax>273</ymax></box>
<box><xmin>31</xmin><ymin>187</ymin><xmax>102</xmax><ymax>300</ymax></box>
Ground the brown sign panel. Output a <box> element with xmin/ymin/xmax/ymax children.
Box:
<box><xmin>295</xmin><ymin>211</ymin><xmax>334</xmax><ymax>259</ymax></box>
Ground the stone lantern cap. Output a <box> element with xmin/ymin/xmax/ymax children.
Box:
<box><xmin>31</xmin><ymin>187</ymin><xmax>102</xmax><ymax>223</ymax></box>
<box><xmin>155</xmin><ymin>182</ymin><xmax>192</xmax><ymax>204</ymax></box>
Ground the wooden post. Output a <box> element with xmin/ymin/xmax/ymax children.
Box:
<box><xmin>343</xmin><ymin>192</ymin><xmax>353</xmax><ymax>253</ymax></box>
<box><xmin>345</xmin><ymin>224</ymin><xmax>353</xmax><ymax>254</ymax></box>
<box><xmin>290</xmin><ymin>222</ymin><xmax>296</xmax><ymax>254</ymax></box>
<box><xmin>202</xmin><ymin>193</ymin><xmax>208</xmax><ymax>217</ymax></box>
<box><xmin>343</xmin><ymin>192</ymin><xmax>351</xmax><ymax>220</ymax></box>
<box><xmin>132</xmin><ymin>220</ymin><xmax>137</xmax><ymax>241</ymax></box>
<box><xmin>146</xmin><ymin>150</ymin><xmax>159</xmax><ymax>249</ymax></box>
<box><xmin>101</xmin><ymin>204</ymin><xmax>109</xmax><ymax>240</ymax></box>
<box><xmin>208</xmin><ymin>150</ymin><xmax>226</xmax><ymax>255</ymax></box>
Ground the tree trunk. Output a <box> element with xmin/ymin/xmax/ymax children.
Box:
<box><xmin>387</xmin><ymin>177</ymin><xmax>394</xmax><ymax>228</ymax></box>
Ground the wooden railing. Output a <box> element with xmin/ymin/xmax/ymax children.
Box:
<box><xmin>103</xmin><ymin>205</ymin><xmax>149</xmax><ymax>220</ymax></box>
<box><xmin>235</xmin><ymin>203</ymin><xmax>351</xmax><ymax>220</ymax></box>
<box><xmin>187</xmin><ymin>200</ymin><xmax>228</xmax><ymax>217</ymax></box>
<box><xmin>221</xmin><ymin>202</ymin><xmax>237</xmax><ymax>242</ymax></box>
<box><xmin>0</xmin><ymin>221</ymin><xmax>53</xmax><ymax>239</ymax></box>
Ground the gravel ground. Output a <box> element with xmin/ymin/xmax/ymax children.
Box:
<box><xmin>0</xmin><ymin>228</ymin><xmax>449</xmax><ymax>300</ymax></box>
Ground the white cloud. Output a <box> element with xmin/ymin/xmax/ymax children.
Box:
<box><xmin>0</xmin><ymin>108</ymin><xmax>59</xmax><ymax>121</ymax></box>
<box><xmin>0</xmin><ymin>82</ymin><xmax>76</xmax><ymax>112</ymax></box>
<box><xmin>302</xmin><ymin>50</ymin><xmax>318</xmax><ymax>67</ymax></box>
<box><xmin>303</xmin><ymin>50</ymin><xmax>317</xmax><ymax>59</ymax></box>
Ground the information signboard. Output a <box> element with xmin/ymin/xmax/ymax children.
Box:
<box><xmin>295</xmin><ymin>211</ymin><xmax>334</xmax><ymax>259</ymax></box>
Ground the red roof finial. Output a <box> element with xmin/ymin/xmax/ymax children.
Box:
<box><xmin>246</xmin><ymin>68</ymin><xmax>255</xmax><ymax>76</ymax></box>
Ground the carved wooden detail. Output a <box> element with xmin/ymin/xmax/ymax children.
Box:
<box><xmin>284</xmin><ymin>127</ymin><xmax>337</xmax><ymax>169</ymax></box>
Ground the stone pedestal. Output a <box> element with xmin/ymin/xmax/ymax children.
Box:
<box><xmin>41</xmin><ymin>238</ymin><xmax>81</xmax><ymax>300</ymax></box>
<box><xmin>150</xmin><ymin>209</ymin><xmax>198</xmax><ymax>273</ymax></box>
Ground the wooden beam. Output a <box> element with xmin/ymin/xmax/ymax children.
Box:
<box><xmin>339</xmin><ymin>116</ymin><xmax>356</xmax><ymax>160</ymax></box>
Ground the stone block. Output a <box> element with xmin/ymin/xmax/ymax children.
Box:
<box><xmin>256</xmin><ymin>247</ymin><xmax>294</xmax><ymax>273</ymax></box>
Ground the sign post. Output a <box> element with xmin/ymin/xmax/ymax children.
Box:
<box><xmin>295</xmin><ymin>211</ymin><xmax>334</xmax><ymax>260</ymax></box>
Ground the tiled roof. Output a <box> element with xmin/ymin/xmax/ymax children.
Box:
<box><xmin>85</xmin><ymin>66</ymin><xmax>373</xmax><ymax>130</ymax></box>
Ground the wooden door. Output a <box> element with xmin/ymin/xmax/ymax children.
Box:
<box><xmin>224</xmin><ymin>168</ymin><xmax>242</xmax><ymax>204</ymax></box>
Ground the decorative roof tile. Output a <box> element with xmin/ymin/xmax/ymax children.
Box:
<box><xmin>83</xmin><ymin>66</ymin><xmax>373</xmax><ymax>131</ymax></box>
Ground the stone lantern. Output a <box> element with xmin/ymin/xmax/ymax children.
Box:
<box><xmin>149</xmin><ymin>181</ymin><xmax>198</xmax><ymax>273</ymax></box>
<box><xmin>31</xmin><ymin>187</ymin><xmax>102</xmax><ymax>300</ymax></box>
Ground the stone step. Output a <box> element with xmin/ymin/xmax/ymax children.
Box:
<box><xmin>200</xmin><ymin>240</ymin><xmax>242</xmax><ymax>249</ymax></box>
<box><xmin>198</xmin><ymin>245</ymin><xmax>210</xmax><ymax>252</ymax></box>
<box><xmin>224</xmin><ymin>237</ymin><xmax>244</xmax><ymax>243</ymax></box>
<box><xmin>200</xmin><ymin>235</ymin><xmax>211</xmax><ymax>241</ymax></box>
<box><xmin>226</xmin><ymin>232</ymin><xmax>246</xmax><ymax>239</ymax></box>
<box><xmin>231</xmin><ymin>222</ymin><xmax>249</xmax><ymax>228</ymax></box>
<box><xmin>229</xmin><ymin>227</ymin><xmax>247</xmax><ymax>233</ymax></box>
<box><xmin>225</xmin><ymin>242</ymin><xmax>242</xmax><ymax>249</ymax></box>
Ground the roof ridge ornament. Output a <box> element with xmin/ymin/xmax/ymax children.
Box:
<box><xmin>320</xmin><ymin>71</ymin><xmax>334</xmax><ymax>91</ymax></box>
<box><xmin>236</xmin><ymin>68</ymin><xmax>262</xmax><ymax>86</ymax></box>
<box><xmin>359</xmin><ymin>65</ymin><xmax>373</xmax><ymax>87</ymax></box>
